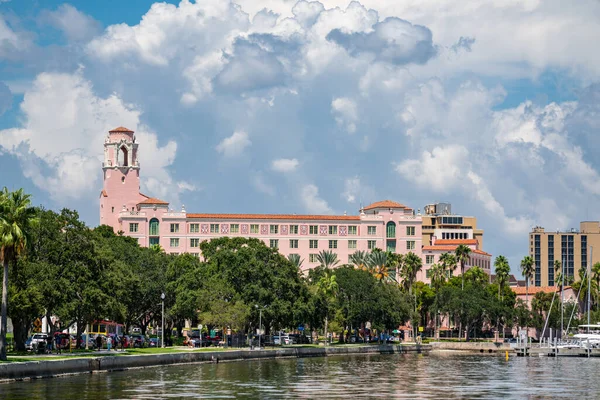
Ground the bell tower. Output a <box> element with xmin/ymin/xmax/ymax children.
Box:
<box><xmin>99</xmin><ymin>126</ymin><xmax>145</xmax><ymax>231</ymax></box>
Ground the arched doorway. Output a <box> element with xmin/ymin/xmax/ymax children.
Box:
<box><xmin>118</xmin><ymin>145</ymin><xmax>129</xmax><ymax>167</ymax></box>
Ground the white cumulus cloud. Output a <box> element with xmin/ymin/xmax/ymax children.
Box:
<box><xmin>271</xmin><ymin>158</ymin><xmax>299</xmax><ymax>173</ymax></box>
<box><xmin>301</xmin><ymin>184</ymin><xmax>332</xmax><ymax>214</ymax></box>
<box><xmin>331</xmin><ymin>97</ymin><xmax>358</xmax><ymax>133</ymax></box>
<box><xmin>216</xmin><ymin>131</ymin><xmax>251</xmax><ymax>157</ymax></box>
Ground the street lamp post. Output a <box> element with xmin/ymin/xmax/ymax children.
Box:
<box><xmin>161</xmin><ymin>293</ymin><xmax>165</xmax><ymax>348</ymax></box>
<box><xmin>255</xmin><ymin>305</ymin><xmax>263</xmax><ymax>349</ymax></box>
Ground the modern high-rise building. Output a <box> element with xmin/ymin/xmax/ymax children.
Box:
<box><xmin>529</xmin><ymin>222</ymin><xmax>599</xmax><ymax>287</ymax></box>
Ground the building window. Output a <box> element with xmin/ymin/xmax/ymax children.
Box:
<box><xmin>329</xmin><ymin>240</ymin><xmax>338</xmax><ymax>249</ymax></box>
<box><xmin>269</xmin><ymin>239</ymin><xmax>279</xmax><ymax>249</ymax></box>
<box><xmin>368</xmin><ymin>226</ymin><xmax>377</xmax><ymax>235</ymax></box>
<box><xmin>230</xmin><ymin>224</ymin><xmax>239</xmax><ymax>233</ymax></box>
<box><xmin>289</xmin><ymin>239</ymin><xmax>299</xmax><ymax>249</ymax></box>
<box><xmin>170</xmin><ymin>223</ymin><xmax>179</xmax><ymax>233</ymax></box>
<box><xmin>192</xmin><ymin>253</ymin><xmax>200</xmax><ymax>258</ymax></box>
<box><xmin>250</xmin><ymin>224</ymin><xmax>259</xmax><ymax>234</ymax></box>
<box><xmin>386</xmin><ymin>240</ymin><xmax>396</xmax><ymax>253</ymax></box>
<box><xmin>426</xmin><ymin>255</ymin><xmax>435</xmax><ymax>264</ymax></box>
<box><xmin>348</xmin><ymin>240</ymin><xmax>357</xmax><ymax>249</ymax></box>
<box><xmin>406</xmin><ymin>226</ymin><xmax>415</xmax><ymax>236</ymax></box>
<box><xmin>189</xmin><ymin>223</ymin><xmax>199</xmax><ymax>233</ymax></box>
<box><xmin>329</xmin><ymin>226</ymin><xmax>338</xmax><ymax>235</ymax></box>
<box><xmin>348</xmin><ymin>226</ymin><xmax>357</xmax><ymax>235</ymax></box>
<box><xmin>309</xmin><ymin>240</ymin><xmax>318</xmax><ymax>249</ymax></box>
<box><xmin>149</xmin><ymin>218</ymin><xmax>159</xmax><ymax>236</ymax></box>
<box><xmin>270</xmin><ymin>225</ymin><xmax>279</xmax><ymax>234</ymax></box>
<box><xmin>406</xmin><ymin>241</ymin><xmax>415</xmax><ymax>250</ymax></box>
<box><xmin>170</xmin><ymin>238</ymin><xmax>179</xmax><ymax>248</ymax></box>
<box><xmin>149</xmin><ymin>237</ymin><xmax>159</xmax><ymax>246</ymax></box>
<box><xmin>309</xmin><ymin>225</ymin><xmax>318</xmax><ymax>235</ymax></box>
<box><xmin>190</xmin><ymin>238</ymin><xmax>199</xmax><ymax>248</ymax></box>
<box><xmin>368</xmin><ymin>240</ymin><xmax>377</xmax><ymax>250</ymax></box>
<box><xmin>309</xmin><ymin>254</ymin><xmax>318</xmax><ymax>263</ymax></box>
<box><xmin>290</xmin><ymin>225</ymin><xmax>299</xmax><ymax>234</ymax></box>
<box><xmin>210</xmin><ymin>224</ymin><xmax>219</xmax><ymax>233</ymax></box>
<box><xmin>129</xmin><ymin>223</ymin><xmax>139</xmax><ymax>233</ymax></box>
<box><xmin>386</xmin><ymin>222</ymin><xmax>396</xmax><ymax>238</ymax></box>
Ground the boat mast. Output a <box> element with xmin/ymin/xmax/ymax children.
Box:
<box><xmin>588</xmin><ymin>246</ymin><xmax>592</xmax><ymax>333</ymax></box>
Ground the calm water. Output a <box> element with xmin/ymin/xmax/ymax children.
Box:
<box><xmin>1</xmin><ymin>353</ymin><xmax>598</xmax><ymax>399</ymax></box>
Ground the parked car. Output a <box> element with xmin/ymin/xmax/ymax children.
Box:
<box><xmin>273</xmin><ymin>335</ymin><xmax>290</xmax><ymax>345</ymax></box>
<box><xmin>26</xmin><ymin>333</ymin><xmax>49</xmax><ymax>351</ymax></box>
<box><xmin>148</xmin><ymin>338</ymin><xmax>159</xmax><ymax>347</ymax></box>
<box><xmin>288</xmin><ymin>334</ymin><xmax>311</xmax><ymax>344</ymax></box>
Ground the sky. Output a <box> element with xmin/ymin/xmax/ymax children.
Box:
<box><xmin>2</xmin><ymin>0</ymin><xmax>600</xmax><ymax>277</ymax></box>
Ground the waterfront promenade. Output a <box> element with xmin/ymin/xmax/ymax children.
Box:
<box><xmin>0</xmin><ymin>344</ymin><xmax>430</xmax><ymax>382</ymax></box>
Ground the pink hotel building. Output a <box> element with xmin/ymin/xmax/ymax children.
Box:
<box><xmin>100</xmin><ymin>127</ymin><xmax>491</xmax><ymax>280</ymax></box>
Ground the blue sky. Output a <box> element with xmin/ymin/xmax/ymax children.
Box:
<box><xmin>2</xmin><ymin>0</ymin><xmax>600</xmax><ymax>276</ymax></box>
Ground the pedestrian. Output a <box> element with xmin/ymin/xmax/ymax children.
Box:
<box><xmin>46</xmin><ymin>336</ymin><xmax>52</xmax><ymax>354</ymax></box>
<box><xmin>96</xmin><ymin>335</ymin><xmax>102</xmax><ymax>351</ymax></box>
<box><xmin>120</xmin><ymin>335</ymin><xmax>126</xmax><ymax>351</ymax></box>
<box><xmin>55</xmin><ymin>334</ymin><xmax>62</xmax><ymax>355</ymax></box>
<box><xmin>114</xmin><ymin>335</ymin><xmax>120</xmax><ymax>351</ymax></box>
<box><xmin>107</xmin><ymin>335</ymin><xmax>112</xmax><ymax>351</ymax></box>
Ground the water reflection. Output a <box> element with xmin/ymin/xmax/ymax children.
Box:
<box><xmin>1</xmin><ymin>353</ymin><xmax>599</xmax><ymax>399</ymax></box>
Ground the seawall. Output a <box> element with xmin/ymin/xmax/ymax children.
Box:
<box><xmin>0</xmin><ymin>344</ymin><xmax>430</xmax><ymax>382</ymax></box>
<box><xmin>430</xmin><ymin>341</ymin><xmax>512</xmax><ymax>353</ymax></box>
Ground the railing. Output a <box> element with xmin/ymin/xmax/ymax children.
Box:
<box><xmin>119</xmin><ymin>211</ymin><xmax>147</xmax><ymax>217</ymax></box>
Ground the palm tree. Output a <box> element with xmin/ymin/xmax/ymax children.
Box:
<box><xmin>316</xmin><ymin>250</ymin><xmax>340</xmax><ymax>270</ymax></box>
<box><xmin>439</xmin><ymin>252</ymin><xmax>457</xmax><ymax>279</ymax></box>
<box><xmin>0</xmin><ymin>188</ymin><xmax>38</xmax><ymax>360</ymax></box>
<box><xmin>287</xmin><ymin>254</ymin><xmax>304</xmax><ymax>270</ymax></box>
<box><xmin>520</xmin><ymin>255</ymin><xmax>535</xmax><ymax>339</ymax></box>
<box><xmin>400</xmin><ymin>252</ymin><xmax>423</xmax><ymax>295</ymax></box>
<box><xmin>455</xmin><ymin>245</ymin><xmax>472</xmax><ymax>290</ymax></box>
<box><xmin>554</xmin><ymin>260</ymin><xmax>562</xmax><ymax>288</ymax></box>
<box><xmin>367</xmin><ymin>251</ymin><xmax>397</xmax><ymax>283</ymax></box>
<box><xmin>349</xmin><ymin>250</ymin><xmax>369</xmax><ymax>271</ymax></box>
<box><xmin>429</xmin><ymin>263</ymin><xmax>445</xmax><ymax>339</ymax></box>
<box><xmin>494</xmin><ymin>255</ymin><xmax>510</xmax><ymax>298</ymax></box>
<box><xmin>494</xmin><ymin>255</ymin><xmax>510</xmax><ymax>339</ymax></box>
<box><xmin>317</xmin><ymin>270</ymin><xmax>339</xmax><ymax>345</ymax></box>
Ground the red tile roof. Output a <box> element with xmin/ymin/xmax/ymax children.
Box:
<box><xmin>109</xmin><ymin>126</ymin><xmax>134</xmax><ymax>133</ymax></box>
<box><xmin>186</xmin><ymin>213</ymin><xmax>361</xmax><ymax>221</ymax></box>
<box><xmin>138</xmin><ymin>197</ymin><xmax>169</xmax><ymax>205</ymax></box>
<box><xmin>512</xmin><ymin>286</ymin><xmax>572</xmax><ymax>295</ymax></box>
<box><xmin>434</xmin><ymin>239</ymin><xmax>478</xmax><ymax>245</ymax></box>
<box><xmin>100</xmin><ymin>189</ymin><xmax>107</xmax><ymax>197</ymax></box>
<box><xmin>422</xmin><ymin>245</ymin><xmax>491</xmax><ymax>257</ymax></box>
<box><xmin>422</xmin><ymin>245</ymin><xmax>460</xmax><ymax>252</ymax></box>
<box><xmin>363</xmin><ymin>200</ymin><xmax>409</xmax><ymax>210</ymax></box>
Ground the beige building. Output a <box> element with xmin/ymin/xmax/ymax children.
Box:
<box><xmin>422</xmin><ymin>202</ymin><xmax>484</xmax><ymax>248</ymax></box>
<box><xmin>529</xmin><ymin>221</ymin><xmax>599</xmax><ymax>287</ymax></box>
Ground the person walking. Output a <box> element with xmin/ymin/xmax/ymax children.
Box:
<box><xmin>55</xmin><ymin>334</ymin><xmax>62</xmax><ymax>355</ymax></box>
<box><xmin>114</xmin><ymin>335</ymin><xmax>120</xmax><ymax>351</ymax></box>
<box><xmin>120</xmin><ymin>335</ymin><xmax>126</xmax><ymax>351</ymax></box>
<box><xmin>96</xmin><ymin>335</ymin><xmax>102</xmax><ymax>351</ymax></box>
<box><xmin>107</xmin><ymin>335</ymin><xmax>112</xmax><ymax>351</ymax></box>
<box><xmin>46</xmin><ymin>336</ymin><xmax>52</xmax><ymax>354</ymax></box>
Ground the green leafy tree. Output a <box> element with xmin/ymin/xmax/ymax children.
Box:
<box><xmin>317</xmin><ymin>269</ymin><xmax>338</xmax><ymax>344</ymax></box>
<box><xmin>0</xmin><ymin>188</ymin><xmax>38</xmax><ymax>360</ymax></box>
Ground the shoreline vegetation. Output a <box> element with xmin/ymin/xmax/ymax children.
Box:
<box><xmin>1</xmin><ymin>188</ymin><xmax>595</xmax><ymax>368</ymax></box>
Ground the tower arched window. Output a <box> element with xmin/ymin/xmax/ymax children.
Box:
<box><xmin>149</xmin><ymin>218</ymin><xmax>160</xmax><ymax>236</ymax></box>
<box><xmin>118</xmin><ymin>145</ymin><xmax>129</xmax><ymax>167</ymax></box>
<box><xmin>386</xmin><ymin>221</ymin><xmax>396</xmax><ymax>238</ymax></box>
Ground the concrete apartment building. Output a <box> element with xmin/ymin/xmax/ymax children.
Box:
<box><xmin>529</xmin><ymin>222</ymin><xmax>599</xmax><ymax>287</ymax></box>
